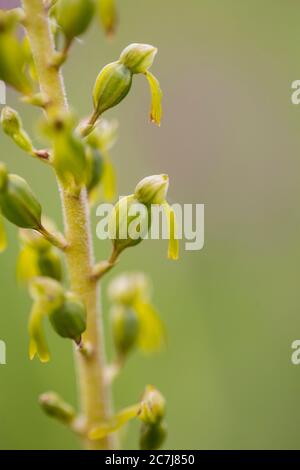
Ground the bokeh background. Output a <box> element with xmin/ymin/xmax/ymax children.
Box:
<box><xmin>1</xmin><ymin>0</ymin><xmax>300</xmax><ymax>450</ymax></box>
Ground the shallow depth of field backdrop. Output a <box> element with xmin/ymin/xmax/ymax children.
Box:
<box><xmin>0</xmin><ymin>0</ymin><xmax>300</xmax><ymax>450</ymax></box>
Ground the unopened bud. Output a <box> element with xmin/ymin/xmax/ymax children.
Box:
<box><xmin>0</xmin><ymin>165</ymin><xmax>42</xmax><ymax>230</ymax></box>
<box><xmin>108</xmin><ymin>195</ymin><xmax>150</xmax><ymax>255</ymax></box>
<box><xmin>0</xmin><ymin>23</ymin><xmax>32</xmax><ymax>94</ymax></box>
<box><xmin>98</xmin><ymin>0</ymin><xmax>117</xmax><ymax>37</ymax></box>
<box><xmin>55</xmin><ymin>0</ymin><xmax>95</xmax><ymax>41</ymax></box>
<box><xmin>139</xmin><ymin>422</ymin><xmax>167</xmax><ymax>450</ymax></box>
<box><xmin>87</xmin><ymin>119</ymin><xmax>118</xmax><ymax>152</ymax></box>
<box><xmin>134</xmin><ymin>174</ymin><xmax>169</xmax><ymax>205</ymax></box>
<box><xmin>139</xmin><ymin>385</ymin><xmax>166</xmax><ymax>425</ymax></box>
<box><xmin>1</xmin><ymin>106</ymin><xmax>34</xmax><ymax>153</ymax></box>
<box><xmin>39</xmin><ymin>392</ymin><xmax>76</xmax><ymax>424</ymax></box>
<box><xmin>111</xmin><ymin>305</ymin><xmax>139</xmax><ymax>357</ymax></box>
<box><xmin>49</xmin><ymin>293</ymin><xmax>87</xmax><ymax>343</ymax></box>
<box><xmin>93</xmin><ymin>61</ymin><xmax>132</xmax><ymax>119</ymax></box>
<box><xmin>120</xmin><ymin>43</ymin><xmax>157</xmax><ymax>75</ymax></box>
<box><xmin>29</xmin><ymin>277</ymin><xmax>64</xmax><ymax>307</ymax></box>
<box><xmin>86</xmin><ymin>147</ymin><xmax>104</xmax><ymax>193</ymax></box>
<box><xmin>108</xmin><ymin>272</ymin><xmax>149</xmax><ymax>306</ymax></box>
<box><xmin>49</xmin><ymin>114</ymin><xmax>87</xmax><ymax>193</ymax></box>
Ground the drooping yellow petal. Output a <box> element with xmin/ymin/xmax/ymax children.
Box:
<box><xmin>98</xmin><ymin>0</ymin><xmax>118</xmax><ymax>37</ymax></box>
<box><xmin>134</xmin><ymin>300</ymin><xmax>166</xmax><ymax>353</ymax></box>
<box><xmin>0</xmin><ymin>213</ymin><xmax>7</xmax><ymax>253</ymax></box>
<box><xmin>102</xmin><ymin>151</ymin><xmax>117</xmax><ymax>201</ymax></box>
<box><xmin>28</xmin><ymin>302</ymin><xmax>50</xmax><ymax>363</ymax></box>
<box><xmin>145</xmin><ymin>71</ymin><xmax>163</xmax><ymax>126</ymax></box>
<box><xmin>162</xmin><ymin>202</ymin><xmax>179</xmax><ymax>260</ymax></box>
<box><xmin>89</xmin><ymin>404</ymin><xmax>139</xmax><ymax>440</ymax></box>
<box><xmin>16</xmin><ymin>246</ymin><xmax>39</xmax><ymax>283</ymax></box>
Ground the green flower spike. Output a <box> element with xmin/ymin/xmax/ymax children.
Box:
<box><xmin>98</xmin><ymin>0</ymin><xmax>117</xmax><ymax>37</ymax></box>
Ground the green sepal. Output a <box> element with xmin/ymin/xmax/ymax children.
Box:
<box><xmin>108</xmin><ymin>195</ymin><xmax>151</xmax><ymax>254</ymax></box>
<box><xmin>120</xmin><ymin>44</ymin><xmax>157</xmax><ymax>75</ymax></box>
<box><xmin>93</xmin><ymin>61</ymin><xmax>132</xmax><ymax>119</ymax></box>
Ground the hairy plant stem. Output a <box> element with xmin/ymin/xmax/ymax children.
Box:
<box><xmin>22</xmin><ymin>0</ymin><xmax>116</xmax><ymax>450</ymax></box>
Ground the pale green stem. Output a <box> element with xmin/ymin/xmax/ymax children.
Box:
<box><xmin>22</xmin><ymin>0</ymin><xmax>116</xmax><ymax>450</ymax></box>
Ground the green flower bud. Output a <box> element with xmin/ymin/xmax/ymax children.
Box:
<box><xmin>39</xmin><ymin>392</ymin><xmax>76</xmax><ymax>424</ymax></box>
<box><xmin>49</xmin><ymin>293</ymin><xmax>87</xmax><ymax>343</ymax></box>
<box><xmin>0</xmin><ymin>14</ymin><xmax>32</xmax><ymax>94</ymax></box>
<box><xmin>49</xmin><ymin>114</ymin><xmax>87</xmax><ymax>193</ymax></box>
<box><xmin>108</xmin><ymin>194</ymin><xmax>151</xmax><ymax>255</ymax></box>
<box><xmin>108</xmin><ymin>272</ymin><xmax>149</xmax><ymax>306</ymax></box>
<box><xmin>55</xmin><ymin>0</ymin><xmax>95</xmax><ymax>41</ymax></box>
<box><xmin>87</xmin><ymin>119</ymin><xmax>118</xmax><ymax>153</ymax></box>
<box><xmin>134</xmin><ymin>175</ymin><xmax>179</xmax><ymax>260</ymax></box>
<box><xmin>1</xmin><ymin>106</ymin><xmax>34</xmax><ymax>153</ymax></box>
<box><xmin>0</xmin><ymin>164</ymin><xmax>42</xmax><ymax>230</ymax></box>
<box><xmin>119</xmin><ymin>43</ymin><xmax>157</xmax><ymax>75</ymax></box>
<box><xmin>139</xmin><ymin>385</ymin><xmax>166</xmax><ymax>425</ymax></box>
<box><xmin>86</xmin><ymin>147</ymin><xmax>104</xmax><ymax>193</ymax></box>
<box><xmin>30</xmin><ymin>277</ymin><xmax>65</xmax><ymax>308</ymax></box>
<box><xmin>93</xmin><ymin>61</ymin><xmax>132</xmax><ymax>119</ymax></box>
<box><xmin>111</xmin><ymin>305</ymin><xmax>139</xmax><ymax>357</ymax></box>
<box><xmin>0</xmin><ymin>9</ymin><xmax>24</xmax><ymax>32</ymax></box>
<box><xmin>17</xmin><ymin>241</ymin><xmax>63</xmax><ymax>283</ymax></box>
<box><xmin>97</xmin><ymin>0</ymin><xmax>117</xmax><ymax>37</ymax></box>
<box><xmin>134</xmin><ymin>174</ymin><xmax>169</xmax><ymax>205</ymax></box>
<box><xmin>139</xmin><ymin>422</ymin><xmax>167</xmax><ymax>450</ymax></box>
<box><xmin>37</xmin><ymin>249</ymin><xmax>63</xmax><ymax>282</ymax></box>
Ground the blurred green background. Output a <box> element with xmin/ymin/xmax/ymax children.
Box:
<box><xmin>1</xmin><ymin>0</ymin><xmax>300</xmax><ymax>450</ymax></box>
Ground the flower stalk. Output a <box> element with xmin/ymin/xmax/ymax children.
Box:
<box><xmin>22</xmin><ymin>0</ymin><xmax>115</xmax><ymax>450</ymax></box>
